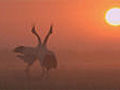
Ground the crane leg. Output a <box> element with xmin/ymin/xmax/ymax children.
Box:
<box><xmin>41</xmin><ymin>68</ymin><xmax>50</xmax><ymax>79</ymax></box>
<box><xmin>45</xmin><ymin>68</ymin><xmax>50</xmax><ymax>79</ymax></box>
<box><xmin>25</xmin><ymin>64</ymin><xmax>32</xmax><ymax>79</ymax></box>
<box><xmin>40</xmin><ymin>67</ymin><xmax>47</xmax><ymax>79</ymax></box>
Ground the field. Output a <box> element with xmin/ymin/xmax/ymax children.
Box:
<box><xmin>1</xmin><ymin>49</ymin><xmax>120</xmax><ymax>90</ymax></box>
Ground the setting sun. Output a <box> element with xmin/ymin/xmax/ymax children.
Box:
<box><xmin>105</xmin><ymin>7</ymin><xmax>120</xmax><ymax>26</ymax></box>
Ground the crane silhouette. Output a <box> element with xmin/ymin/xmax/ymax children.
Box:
<box><xmin>14</xmin><ymin>25</ymin><xmax>57</xmax><ymax>78</ymax></box>
<box><xmin>32</xmin><ymin>25</ymin><xmax>57</xmax><ymax>78</ymax></box>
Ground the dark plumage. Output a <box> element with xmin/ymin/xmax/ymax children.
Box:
<box><xmin>43</xmin><ymin>52</ymin><xmax>57</xmax><ymax>71</ymax></box>
<box><xmin>14</xmin><ymin>25</ymin><xmax>57</xmax><ymax>78</ymax></box>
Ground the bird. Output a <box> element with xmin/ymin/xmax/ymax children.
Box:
<box><xmin>13</xmin><ymin>26</ymin><xmax>39</xmax><ymax>76</ymax></box>
<box><xmin>14</xmin><ymin>25</ymin><xmax>57</xmax><ymax>78</ymax></box>
<box><xmin>32</xmin><ymin>25</ymin><xmax>57</xmax><ymax>78</ymax></box>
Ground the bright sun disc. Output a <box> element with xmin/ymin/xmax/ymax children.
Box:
<box><xmin>105</xmin><ymin>7</ymin><xmax>120</xmax><ymax>26</ymax></box>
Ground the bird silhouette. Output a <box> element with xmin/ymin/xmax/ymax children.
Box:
<box><xmin>14</xmin><ymin>25</ymin><xmax>57</xmax><ymax>78</ymax></box>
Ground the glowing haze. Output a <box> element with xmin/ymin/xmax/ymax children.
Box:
<box><xmin>0</xmin><ymin>0</ymin><xmax>120</xmax><ymax>51</ymax></box>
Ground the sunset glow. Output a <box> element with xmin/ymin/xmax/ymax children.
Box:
<box><xmin>1</xmin><ymin>0</ymin><xmax>120</xmax><ymax>89</ymax></box>
<box><xmin>105</xmin><ymin>8</ymin><xmax>120</xmax><ymax>26</ymax></box>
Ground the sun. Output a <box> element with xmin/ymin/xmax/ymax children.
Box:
<box><xmin>105</xmin><ymin>7</ymin><xmax>120</xmax><ymax>26</ymax></box>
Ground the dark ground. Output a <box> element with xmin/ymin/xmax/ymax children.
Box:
<box><xmin>1</xmin><ymin>49</ymin><xmax>120</xmax><ymax>90</ymax></box>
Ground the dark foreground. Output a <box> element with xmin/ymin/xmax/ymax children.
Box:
<box><xmin>1</xmin><ymin>49</ymin><xmax>120</xmax><ymax>90</ymax></box>
<box><xmin>1</xmin><ymin>66</ymin><xmax>120</xmax><ymax>90</ymax></box>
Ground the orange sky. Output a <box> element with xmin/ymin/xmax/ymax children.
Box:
<box><xmin>0</xmin><ymin>0</ymin><xmax>120</xmax><ymax>51</ymax></box>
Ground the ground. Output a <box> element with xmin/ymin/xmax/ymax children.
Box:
<box><xmin>1</xmin><ymin>49</ymin><xmax>120</xmax><ymax>90</ymax></box>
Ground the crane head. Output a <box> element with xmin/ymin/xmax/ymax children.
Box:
<box><xmin>31</xmin><ymin>25</ymin><xmax>36</xmax><ymax>34</ymax></box>
<box><xmin>49</xmin><ymin>25</ymin><xmax>53</xmax><ymax>34</ymax></box>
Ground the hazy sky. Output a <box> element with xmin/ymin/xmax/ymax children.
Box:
<box><xmin>0</xmin><ymin>0</ymin><xmax>120</xmax><ymax>51</ymax></box>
